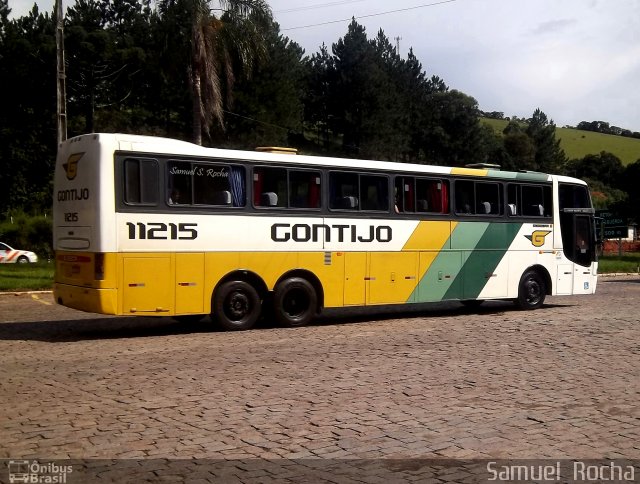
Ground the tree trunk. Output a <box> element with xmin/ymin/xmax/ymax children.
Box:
<box><xmin>192</xmin><ymin>69</ymin><xmax>202</xmax><ymax>145</ymax></box>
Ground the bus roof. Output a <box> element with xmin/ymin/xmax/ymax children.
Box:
<box><xmin>65</xmin><ymin>133</ymin><xmax>586</xmax><ymax>185</ymax></box>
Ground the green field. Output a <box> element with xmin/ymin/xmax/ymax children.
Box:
<box><xmin>481</xmin><ymin>118</ymin><xmax>640</xmax><ymax>165</ymax></box>
<box><xmin>598</xmin><ymin>253</ymin><xmax>640</xmax><ymax>274</ymax></box>
<box><xmin>0</xmin><ymin>261</ymin><xmax>54</xmax><ymax>291</ymax></box>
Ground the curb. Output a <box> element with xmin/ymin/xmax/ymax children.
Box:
<box><xmin>599</xmin><ymin>272</ymin><xmax>640</xmax><ymax>277</ymax></box>
<box><xmin>0</xmin><ymin>290</ymin><xmax>52</xmax><ymax>296</ymax></box>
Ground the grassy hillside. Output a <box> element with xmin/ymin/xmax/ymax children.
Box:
<box><xmin>481</xmin><ymin>118</ymin><xmax>640</xmax><ymax>165</ymax></box>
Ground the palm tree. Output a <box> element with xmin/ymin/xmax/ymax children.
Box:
<box><xmin>190</xmin><ymin>0</ymin><xmax>272</xmax><ymax>145</ymax></box>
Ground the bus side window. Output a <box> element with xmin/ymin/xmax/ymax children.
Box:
<box><xmin>395</xmin><ymin>176</ymin><xmax>414</xmax><ymax>213</ymax></box>
<box><xmin>289</xmin><ymin>170</ymin><xmax>321</xmax><ymax>209</ymax></box>
<box><xmin>360</xmin><ymin>175</ymin><xmax>388</xmax><ymax>211</ymax></box>
<box><xmin>254</xmin><ymin>167</ymin><xmax>286</xmax><ymax>208</ymax></box>
<box><xmin>523</xmin><ymin>185</ymin><xmax>552</xmax><ymax>217</ymax></box>
<box><xmin>167</xmin><ymin>161</ymin><xmax>193</xmax><ymax>205</ymax></box>
<box><xmin>455</xmin><ymin>180</ymin><xmax>474</xmax><ymax>214</ymax></box>
<box><xmin>329</xmin><ymin>172</ymin><xmax>359</xmax><ymax>210</ymax></box>
<box><xmin>475</xmin><ymin>182</ymin><xmax>502</xmax><ymax>215</ymax></box>
<box><xmin>507</xmin><ymin>184</ymin><xmax>518</xmax><ymax>216</ymax></box>
<box><xmin>124</xmin><ymin>158</ymin><xmax>158</xmax><ymax>205</ymax></box>
<box><xmin>416</xmin><ymin>178</ymin><xmax>448</xmax><ymax>214</ymax></box>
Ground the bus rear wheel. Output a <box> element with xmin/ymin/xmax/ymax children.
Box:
<box><xmin>516</xmin><ymin>270</ymin><xmax>546</xmax><ymax>310</ymax></box>
<box><xmin>273</xmin><ymin>277</ymin><xmax>317</xmax><ymax>327</ymax></box>
<box><xmin>213</xmin><ymin>280</ymin><xmax>261</xmax><ymax>331</ymax></box>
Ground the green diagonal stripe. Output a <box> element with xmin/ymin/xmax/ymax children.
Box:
<box><xmin>444</xmin><ymin>222</ymin><xmax>523</xmax><ymax>300</ymax></box>
<box><xmin>411</xmin><ymin>222</ymin><xmax>489</xmax><ymax>302</ymax></box>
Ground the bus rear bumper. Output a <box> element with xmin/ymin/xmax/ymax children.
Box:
<box><xmin>53</xmin><ymin>283</ymin><xmax>118</xmax><ymax>315</ymax></box>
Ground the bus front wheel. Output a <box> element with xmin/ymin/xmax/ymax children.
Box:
<box><xmin>516</xmin><ymin>270</ymin><xmax>546</xmax><ymax>310</ymax></box>
<box><xmin>273</xmin><ymin>277</ymin><xmax>317</xmax><ymax>327</ymax></box>
<box><xmin>213</xmin><ymin>281</ymin><xmax>261</xmax><ymax>331</ymax></box>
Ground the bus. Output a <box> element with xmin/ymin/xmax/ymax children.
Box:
<box><xmin>53</xmin><ymin>133</ymin><xmax>598</xmax><ymax>330</ymax></box>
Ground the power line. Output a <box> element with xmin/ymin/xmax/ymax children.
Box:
<box><xmin>281</xmin><ymin>0</ymin><xmax>457</xmax><ymax>31</ymax></box>
<box><xmin>223</xmin><ymin>109</ymin><xmax>292</xmax><ymax>132</ymax></box>
<box><xmin>276</xmin><ymin>1</ymin><xmax>368</xmax><ymax>15</ymax></box>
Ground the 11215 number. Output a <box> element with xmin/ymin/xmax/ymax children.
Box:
<box><xmin>126</xmin><ymin>222</ymin><xmax>198</xmax><ymax>240</ymax></box>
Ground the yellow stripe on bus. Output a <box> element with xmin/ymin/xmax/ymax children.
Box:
<box><xmin>450</xmin><ymin>167</ymin><xmax>488</xmax><ymax>176</ymax></box>
<box><xmin>402</xmin><ymin>220</ymin><xmax>454</xmax><ymax>251</ymax></box>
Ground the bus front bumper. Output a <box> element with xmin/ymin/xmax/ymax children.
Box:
<box><xmin>53</xmin><ymin>283</ymin><xmax>118</xmax><ymax>315</ymax></box>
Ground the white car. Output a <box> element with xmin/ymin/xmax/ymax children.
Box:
<box><xmin>0</xmin><ymin>242</ymin><xmax>38</xmax><ymax>263</ymax></box>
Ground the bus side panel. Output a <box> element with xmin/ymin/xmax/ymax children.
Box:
<box><xmin>175</xmin><ymin>253</ymin><xmax>205</xmax><ymax>314</ymax></box>
<box><xmin>556</xmin><ymin>264</ymin><xmax>573</xmax><ymax>295</ymax></box>
<box><xmin>414</xmin><ymin>251</ymin><xmax>462</xmax><ymax>302</ymax></box>
<box><xmin>121</xmin><ymin>254</ymin><xmax>173</xmax><ymax>314</ymax></box>
<box><xmin>367</xmin><ymin>252</ymin><xmax>418</xmax><ymax>305</ymax></box>
<box><xmin>344</xmin><ymin>252</ymin><xmax>366</xmax><ymax>306</ymax></box>
<box><xmin>493</xmin><ymin>223</ymin><xmax>555</xmax><ymax>299</ymax></box>
<box><xmin>402</xmin><ymin>220</ymin><xmax>459</xmax><ymax>303</ymax></box>
<box><xmin>458</xmin><ymin>222</ymin><xmax>522</xmax><ymax>300</ymax></box>
<box><xmin>204</xmin><ymin>252</ymin><xmax>242</xmax><ymax>312</ymax></box>
<box><xmin>298</xmin><ymin>252</ymin><xmax>345</xmax><ymax>308</ymax></box>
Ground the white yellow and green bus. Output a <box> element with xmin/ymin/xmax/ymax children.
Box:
<box><xmin>53</xmin><ymin>133</ymin><xmax>598</xmax><ymax>330</ymax></box>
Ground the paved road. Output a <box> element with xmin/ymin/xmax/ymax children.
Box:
<box><xmin>0</xmin><ymin>277</ymin><xmax>639</xmax><ymax>482</ymax></box>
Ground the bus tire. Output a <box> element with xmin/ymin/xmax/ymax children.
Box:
<box><xmin>515</xmin><ymin>270</ymin><xmax>546</xmax><ymax>310</ymax></box>
<box><xmin>273</xmin><ymin>277</ymin><xmax>317</xmax><ymax>327</ymax></box>
<box><xmin>213</xmin><ymin>280</ymin><xmax>261</xmax><ymax>331</ymax></box>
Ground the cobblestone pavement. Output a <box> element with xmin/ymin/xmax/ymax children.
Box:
<box><xmin>0</xmin><ymin>277</ymin><xmax>639</xmax><ymax>482</ymax></box>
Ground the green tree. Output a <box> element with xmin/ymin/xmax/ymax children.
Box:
<box><xmin>395</xmin><ymin>48</ymin><xmax>428</xmax><ymax>161</ymax></box>
<box><xmin>420</xmin><ymin>90</ymin><xmax>487</xmax><ymax>166</ymax></box>
<box><xmin>0</xmin><ymin>6</ymin><xmax>56</xmax><ymax>214</ymax></box>
<box><xmin>526</xmin><ymin>108</ymin><xmax>566</xmax><ymax>173</ymax></box>
<box><xmin>329</xmin><ymin>20</ymin><xmax>405</xmax><ymax>159</ymax></box>
<box><xmin>223</xmin><ymin>20</ymin><xmax>306</xmax><ymax>148</ymax></box>
<box><xmin>304</xmin><ymin>43</ymin><xmax>335</xmax><ymax>151</ymax></box>
<box><xmin>0</xmin><ymin>0</ymin><xmax>10</xmax><ymax>36</ymax></box>
<box><xmin>565</xmin><ymin>151</ymin><xmax>624</xmax><ymax>187</ymax></box>
<box><xmin>330</xmin><ymin>19</ymin><xmax>380</xmax><ymax>156</ymax></box>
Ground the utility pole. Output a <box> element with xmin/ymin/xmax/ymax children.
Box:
<box><xmin>55</xmin><ymin>0</ymin><xmax>67</xmax><ymax>144</ymax></box>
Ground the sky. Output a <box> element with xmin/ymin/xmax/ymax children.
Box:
<box><xmin>8</xmin><ymin>0</ymin><xmax>640</xmax><ymax>132</ymax></box>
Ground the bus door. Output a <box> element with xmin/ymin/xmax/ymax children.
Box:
<box><xmin>572</xmin><ymin>213</ymin><xmax>596</xmax><ymax>293</ymax></box>
<box><xmin>559</xmin><ymin>209</ymin><xmax>597</xmax><ymax>294</ymax></box>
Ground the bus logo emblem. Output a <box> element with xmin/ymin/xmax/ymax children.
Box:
<box><xmin>63</xmin><ymin>153</ymin><xmax>84</xmax><ymax>180</ymax></box>
<box><xmin>525</xmin><ymin>230</ymin><xmax>551</xmax><ymax>247</ymax></box>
